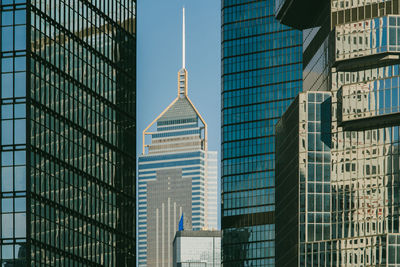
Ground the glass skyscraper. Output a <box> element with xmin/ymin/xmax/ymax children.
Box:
<box><xmin>276</xmin><ymin>0</ymin><xmax>400</xmax><ymax>266</ymax></box>
<box><xmin>0</xmin><ymin>0</ymin><xmax>136</xmax><ymax>265</ymax></box>
<box><xmin>138</xmin><ymin>9</ymin><xmax>218</xmax><ymax>266</ymax></box>
<box><xmin>276</xmin><ymin>91</ymin><xmax>332</xmax><ymax>266</ymax></box>
<box><xmin>221</xmin><ymin>0</ymin><xmax>302</xmax><ymax>266</ymax></box>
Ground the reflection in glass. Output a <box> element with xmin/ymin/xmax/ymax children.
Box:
<box><xmin>14</xmin><ymin>166</ymin><xmax>25</xmax><ymax>191</ymax></box>
<box><xmin>2</xmin><ymin>214</ymin><xmax>13</xmax><ymax>238</ymax></box>
<box><xmin>1</xmin><ymin>73</ymin><xmax>13</xmax><ymax>98</ymax></box>
<box><xmin>1</xmin><ymin>167</ymin><xmax>13</xmax><ymax>192</ymax></box>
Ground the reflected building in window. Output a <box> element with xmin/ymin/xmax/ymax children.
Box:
<box><xmin>137</xmin><ymin>8</ymin><xmax>218</xmax><ymax>267</ymax></box>
<box><xmin>221</xmin><ymin>0</ymin><xmax>303</xmax><ymax>266</ymax></box>
<box><xmin>0</xmin><ymin>0</ymin><xmax>136</xmax><ymax>266</ymax></box>
<box><xmin>276</xmin><ymin>0</ymin><xmax>400</xmax><ymax>266</ymax></box>
<box><xmin>276</xmin><ymin>92</ymin><xmax>332</xmax><ymax>266</ymax></box>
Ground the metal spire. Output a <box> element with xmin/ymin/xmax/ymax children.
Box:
<box><xmin>182</xmin><ymin>7</ymin><xmax>186</xmax><ymax>69</ymax></box>
<box><xmin>178</xmin><ymin>7</ymin><xmax>188</xmax><ymax>97</ymax></box>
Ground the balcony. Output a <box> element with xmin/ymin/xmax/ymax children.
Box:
<box><xmin>338</xmin><ymin>76</ymin><xmax>400</xmax><ymax>130</ymax></box>
<box><xmin>334</xmin><ymin>16</ymin><xmax>400</xmax><ymax>71</ymax></box>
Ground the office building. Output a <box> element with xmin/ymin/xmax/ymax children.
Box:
<box><xmin>221</xmin><ymin>0</ymin><xmax>303</xmax><ymax>265</ymax></box>
<box><xmin>276</xmin><ymin>91</ymin><xmax>332</xmax><ymax>266</ymax></box>
<box><xmin>173</xmin><ymin>230</ymin><xmax>221</xmax><ymax>267</ymax></box>
<box><xmin>276</xmin><ymin>0</ymin><xmax>400</xmax><ymax>265</ymax></box>
<box><xmin>137</xmin><ymin>9</ymin><xmax>218</xmax><ymax>267</ymax></box>
<box><xmin>0</xmin><ymin>0</ymin><xmax>136</xmax><ymax>265</ymax></box>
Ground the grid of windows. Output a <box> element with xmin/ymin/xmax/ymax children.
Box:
<box><xmin>138</xmin><ymin>113</ymin><xmax>218</xmax><ymax>266</ymax></box>
<box><xmin>340</xmin><ymin>74</ymin><xmax>400</xmax><ymax>122</ymax></box>
<box><xmin>0</xmin><ymin>0</ymin><xmax>136</xmax><ymax>266</ymax></box>
<box><xmin>221</xmin><ymin>0</ymin><xmax>302</xmax><ymax>266</ymax></box>
<box><xmin>275</xmin><ymin>92</ymin><xmax>332</xmax><ymax>266</ymax></box>
<box><xmin>222</xmin><ymin>224</ymin><xmax>275</xmax><ymax>266</ymax></box>
<box><xmin>276</xmin><ymin>0</ymin><xmax>400</xmax><ymax>265</ymax></box>
<box><xmin>0</xmin><ymin>1</ymin><xmax>28</xmax><ymax>265</ymax></box>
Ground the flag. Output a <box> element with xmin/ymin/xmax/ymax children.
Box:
<box><xmin>179</xmin><ymin>213</ymin><xmax>184</xmax><ymax>231</ymax></box>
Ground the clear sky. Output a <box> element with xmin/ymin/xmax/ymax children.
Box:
<box><xmin>137</xmin><ymin>0</ymin><xmax>221</xmax><ymax>155</ymax></box>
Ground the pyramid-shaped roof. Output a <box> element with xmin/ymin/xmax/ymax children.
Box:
<box><xmin>158</xmin><ymin>97</ymin><xmax>198</xmax><ymax>123</ymax></box>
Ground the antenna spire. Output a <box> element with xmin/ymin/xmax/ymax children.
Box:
<box><xmin>178</xmin><ymin>7</ymin><xmax>188</xmax><ymax>97</ymax></box>
<box><xmin>182</xmin><ymin>7</ymin><xmax>186</xmax><ymax>69</ymax></box>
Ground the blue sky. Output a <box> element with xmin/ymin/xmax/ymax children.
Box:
<box><xmin>137</xmin><ymin>0</ymin><xmax>221</xmax><ymax>155</ymax></box>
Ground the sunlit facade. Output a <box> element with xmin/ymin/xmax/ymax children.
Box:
<box><xmin>276</xmin><ymin>0</ymin><xmax>400</xmax><ymax>266</ymax></box>
<box><xmin>0</xmin><ymin>0</ymin><xmax>136</xmax><ymax>265</ymax></box>
<box><xmin>221</xmin><ymin>0</ymin><xmax>303</xmax><ymax>266</ymax></box>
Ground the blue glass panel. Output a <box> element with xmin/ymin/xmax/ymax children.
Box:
<box><xmin>14</xmin><ymin>213</ymin><xmax>26</xmax><ymax>237</ymax></box>
<box><xmin>1</xmin><ymin>105</ymin><xmax>13</xmax><ymax>119</ymax></box>
<box><xmin>14</xmin><ymin>57</ymin><xmax>26</xmax><ymax>72</ymax></box>
<box><xmin>1</xmin><ymin>151</ymin><xmax>12</xmax><ymax>166</ymax></box>
<box><xmin>1</xmin><ymin>214</ymin><xmax>13</xmax><ymax>238</ymax></box>
<box><xmin>14</xmin><ymin>166</ymin><xmax>25</xmax><ymax>191</ymax></box>
<box><xmin>1</xmin><ymin>245</ymin><xmax>13</xmax><ymax>259</ymax></box>
<box><xmin>1</xmin><ymin>167</ymin><xmax>13</xmax><ymax>192</ymax></box>
<box><xmin>14</xmin><ymin>10</ymin><xmax>26</xmax><ymax>25</ymax></box>
<box><xmin>14</xmin><ymin>119</ymin><xmax>25</xmax><ymax>144</ymax></box>
<box><xmin>1</xmin><ymin>120</ymin><xmax>13</xmax><ymax>145</ymax></box>
<box><xmin>1</xmin><ymin>198</ymin><xmax>12</xmax><ymax>213</ymax></box>
<box><xmin>1</xmin><ymin>27</ymin><xmax>13</xmax><ymax>51</ymax></box>
<box><xmin>14</xmin><ymin>72</ymin><xmax>26</xmax><ymax>97</ymax></box>
<box><xmin>14</xmin><ymin>25</ymin><xmax>26</xmax><ymax>50</ymax></box>
<box><xmin>1</xmin><ymin>73</ymin><xmax>13</xmax><ymax>98</ymax></box>
<box><xmin>14</xmin><ymin>197</ymin><xmax>25</xmax><ymax>212</ymax></box>
<box><xmin>1</xmin><ymin>11</ymin><xmax>13</xmax><ymax>26</ymax></box>
<box><xmin>1</xmin><ymin>58</ymin><xmax>13</xmax><ymax>73</ymax></box>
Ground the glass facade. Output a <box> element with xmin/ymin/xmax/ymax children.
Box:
<box><xmin>276</xmin><ymin>0</ymin><xmax>400</xmax><ymax>266</ymax></box>
<box><xmin>173</xmin><ymin>230</ymin><xmax>221</xmax><ymax>267</ymax></box>
<box><xmin>221</xmin><ymin>0</ymin><xmax>302</xmax><ymax>266</ymax></box>
<box><xmin>276</xmin><ymin>92</ymin><xmax>332</xmax><ymax>266</ymax></box>
<box><xmin>0</xmin><ymin>0</ymin><xmax>136</xmax><ymax>265</ymax></box>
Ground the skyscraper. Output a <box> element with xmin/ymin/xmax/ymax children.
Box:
<box><xmin>276</xmin><ymin>0</ymin><xmax>400</xmax><ymax>265</ymax></box>
<box><xmin>0</xmin><ymin>0</ymin><xmax>136</xmax><ymax>265</ymax></box>
<box><xmin>276</xmin><ymin>91</ymin><xmax>332</xmax><ymax>266</ymax></box>
<box><xmin>137</xmin><ymin>9</ymin><xmax>218</xmax><ymax>267</ymax></box>
<box><xmin>221</xmin><ymin>0</ymin><xmax>303</xmax><ymax>265</ymax></box>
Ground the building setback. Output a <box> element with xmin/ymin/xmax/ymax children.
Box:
<box><xmin>276</xmin><ymin>0</ymin><xmax>400</xmax><ymax>265</ymax></box>
<box><xmin>0</xmin><ymin>0</ymin><xmax>136</xmax><ymax>266</ymax></box>
<box><xmin>221</xmin><ymin>0</ymin><xmax>303</xmax><ymax>265</ymax></box>
<box><xmin>137</xmin><ymin>8</ymin><xmax>218</xmax><ymax>267</ymax></box>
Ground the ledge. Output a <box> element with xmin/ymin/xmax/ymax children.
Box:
<box><xmin>275</xmin><ymin>0</ymin><xmax>329</xmax><ymax>30</ymax></box>
<box><xmin>339</xmin><ymin>112</ymin><xmax>400</xmax><ymax>131</ymax></box>
<box><xmin>334</xmin><ymin>53</ymin><xmax>400</xmax><ymax>72</ymax></box>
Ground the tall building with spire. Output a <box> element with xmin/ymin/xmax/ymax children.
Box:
<box><xmin>137</xmin><ymin>8</ymin><xmax>218</xmax><ymax>267</ymax></box>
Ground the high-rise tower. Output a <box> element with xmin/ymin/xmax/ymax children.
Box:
<box><xmin>276</xmin><ymin>0</ymin><xmax>400</xmax><ymax>266</ymax></box>
<box><xmin>137</xmin><ymin>8</ymin><xmax>218</xmax><ymax>267</ymax></box>
<box><xmin>0</xmin><ymin>0</ymin><xmax>136</xmax><ymax>266</ymax></box>
<box><xmin>220</xmin><ymin>0</ymin><xmax>303</xmax><ymax>265</ymax></box>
